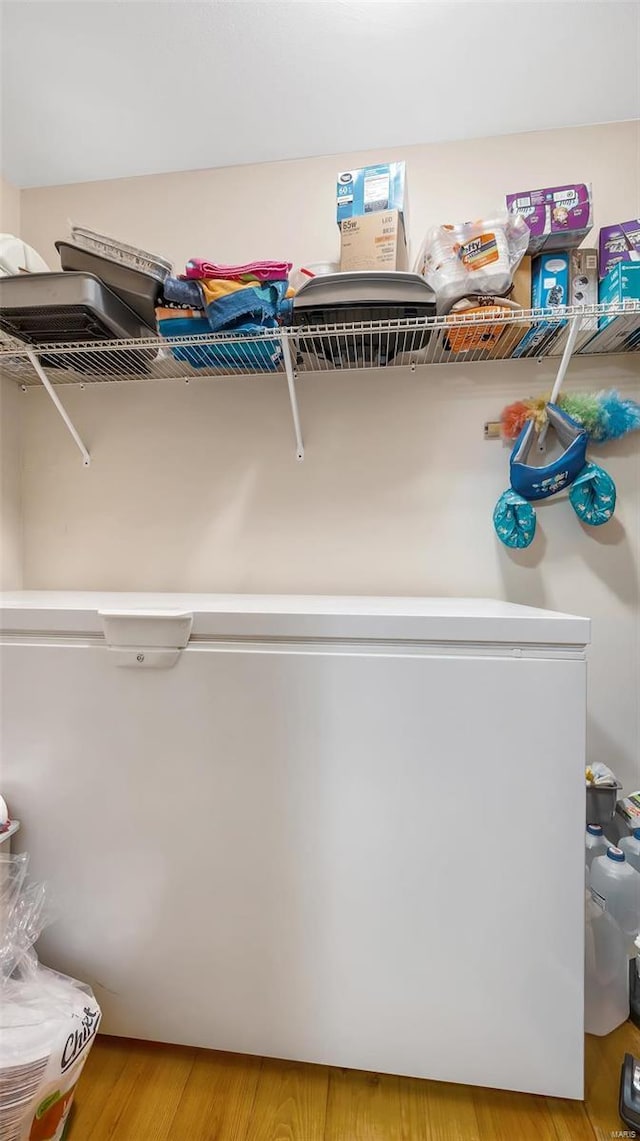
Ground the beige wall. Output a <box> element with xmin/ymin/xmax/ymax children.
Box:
<box><xmin>0</xmin><ymin>173</ymin><xmax>21</xmax><ymax>237</ymax></box>
<box><xmin>8</xmin><ymin>121</ymin><xmax>640</xmax><ymax>790</ymax></box>
<box><xmin>0</xmin><ymin>376</ymin><xmax>23</xmax><ymax>589</ymax></box>
<box><xmin>1</xmin><ymin>174</ymin><xmax>23</xmax><ymax>587</ymax></box>
<box><xmin>20</xmin><ymin>121</ymin><xmax>639</xmax><ymax>277</ymax></box>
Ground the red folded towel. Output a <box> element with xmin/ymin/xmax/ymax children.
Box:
<box><xmin>183</xmin><ymin>258</ymin><xmax>291</xmax><ymax>283</ymax></box>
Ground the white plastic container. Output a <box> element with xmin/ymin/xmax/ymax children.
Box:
<box><xmin>619</xmin><ymin>829</ymin><xmax>640</xmax><ymax>874</ymax></box>
<box><xmin>585</xmin><ymin>824</ymin><xmax>608</xmax><ymax>873</ymax></box>
<box><xmin>590</xmin><ymin>846</ymin><xmax>640</xmax><ymax>941</ymax></box>
<box><xmin>585</xmin><ymin>889</ymin><xmax>630</xmax><ymax>1035</ymax></box>
<box><xmin>290</xmin><ymin>263</ymin><xmax>339</xmax><ymax>293</ymax></box>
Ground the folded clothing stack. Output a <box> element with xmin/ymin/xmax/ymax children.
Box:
<box><xmin>157</xmin><ymin>258</ymin><xmax>292</xmax><ymax>371</ymax></box>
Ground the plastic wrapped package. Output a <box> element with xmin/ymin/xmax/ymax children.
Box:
<box><xmin>0</xmin><ymin>854</ymin><xmax>101</xmax><ymax>1141</ymax></box>
<box><xmin>415</xmin><ymin>212</ymin><xmax>530</xmax><ymax>313</ymax></box>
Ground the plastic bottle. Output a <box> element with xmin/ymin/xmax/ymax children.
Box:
<box><xmin>585</xmin><ymin>824</ymin><xmax>608</xmax><ymax>873</ymax></box>
<box><xmin>590</xmin><ymin>846</ymin><xmax>640</xmax><ymax>941</ymax></box>
<box><xmin>619</xmin><ymin>829</ymin><xmax>640</xmax><ymax>874</ymax></box>
<box><xmin>630</xmin><ymin>933</ymin><xmax>640</xmax><ymax>1029</ymax></box>
<box><xmin>585</xmin><ymin>889</ymin><xmax>630</xmax><ymax>1035</ymax></box>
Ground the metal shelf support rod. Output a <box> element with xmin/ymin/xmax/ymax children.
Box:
<box><xmin>281</xmin><ymin>334</ymin><xmax>305</xmax><ymax>461</ymax></box>
<box><xmin>26</xmin><ymin>351</ymin><xmax>91</xmax><ymax>466</ymax></box>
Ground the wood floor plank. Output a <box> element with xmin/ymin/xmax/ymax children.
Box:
<box><xmin>325</xmin><ymin>1067</ymin><xmax>408</xmax><ymax>1141</ymax></box>
<box><xmin>169</xmin><ymin>1048</ymin><xmax>262</xmax><ymax>1141</ymax></box>
<box><xmin>85</xmin><ymin>1039</ymin><xmax>195</xmax><ymax>1141</ymax></box>
<box><xmin>397</xmin><ymin>1076</ymin><xmax>433</xmax><ymax>1141</ymax></box>
<box><xmin>244</xmin><ymin>1056</ymin><xmax>329</xmax><ymax>1141</ymax></box>
<box><xmin>472</xmin><ymin>1086</ymin><xmax>559</xmax><ymax>1141</ymax></box>
<box><xmin>70</xmin><ymin>1036</ymin><xmax>130</xmax><ymax>1139</ymax></box>
<box><xmin>69</xmin><ymin>1025</ymin><xmax>640</xmax><ymax>1141</ymax></box>
<box><xmin>544</xmin><ymin>1097</ymin><xmax>595</xmax><ymax>1141</ymax></box>
<box><xmin>418</xmin><ymin>1080</ymin><xmax>480</xmax><ymax>1141</ymax></box>
<box><xmin>585</xmin><ymin>1020</ymin><xmax>640</xmax><ymax>1141</ymax></box>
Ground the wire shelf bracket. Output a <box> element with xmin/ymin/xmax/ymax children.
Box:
<box><xmin>26</xmin><ymin>350</ymin><xmax>91</xmax><ymax>467</ymax></box>
<box><xmin>281</xmin><ymin>333</ymin><xmax>305</xmax><ymax>461</ymax></box>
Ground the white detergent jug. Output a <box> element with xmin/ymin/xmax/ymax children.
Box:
<box><xmin>585</xmin><ymin>889</ymin><xmax>630</xmax><ymax>1035</ymax></box>
<box><xmin>586</xmin><ymin>824</ymin><xmax>608</xmax><ymax>873</ymax></box>
<box><xmin>590</xmin><ymin>847</ymin><xmax>640</xmax><ymax>941</ymax></box>
<box><xmin>619</xmin><ymin>829</ymin><xmax>640</xmax><ymax>874</ymax></box>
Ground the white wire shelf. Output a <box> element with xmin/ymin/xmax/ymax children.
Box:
<box><xmin>1</xmin><ymin>302</ymin><xmax>638</xmax><ymax>467</ymax></box>
<box><xmin>1</xmin><ymin>302</ymin><xmax>639</xmax><ymax>387</ymax></box>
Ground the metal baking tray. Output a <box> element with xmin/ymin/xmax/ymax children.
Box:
<box><xmin>70</xmin><ymin>226</ymin><xmax>172</xmax><ymax>277</ymax></box>
<box><xmin>56</xmin><ymin>240</ymin><xmax>167</xmax><ymax>328</ymax></box>
<box><xmin>0</xmin><ymin>272</ymin><xmax>156</xmax><ymax>372</ymax></box>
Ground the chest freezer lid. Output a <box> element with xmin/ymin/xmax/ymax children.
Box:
<box><xmin>0</xmin><ymin>592</ymin><xmax>590</xmax><ymax>646</ymax></box>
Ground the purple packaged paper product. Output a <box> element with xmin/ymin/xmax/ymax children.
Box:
<box><xmin>506</xmin><ymin>184</ymin><xmax>593</xmax><ymax>254</ymax></box>
<box><xmin>599</xmin><ymin>219</ymin><xmax>640</xmax><ymax>279</ymax></box>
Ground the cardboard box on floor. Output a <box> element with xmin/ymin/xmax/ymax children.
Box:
<box><xmin>489</xmin><ymin>256</ymin><xmax>532</xmax><ymax>357</ymax></box>
<box><xmin>339</xmin><ymin>210</ymin><xmax>408</xmax><ymax>272</ymax></box>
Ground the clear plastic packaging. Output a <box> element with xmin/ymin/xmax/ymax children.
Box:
<box><xmin>415</xmin><ymin>212</ymin><xmax>530</xmax><ymax>314</ymax></box>
<box><xmin>0</xmin><ymin>853</ymin><xmax>101</xmax><ymax>1141</ymax></box>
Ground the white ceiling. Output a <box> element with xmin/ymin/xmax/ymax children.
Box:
<box><xmin>2</xmin><ymin>0</ymin><xmax>639</xmax><ymax>189</ymax></box>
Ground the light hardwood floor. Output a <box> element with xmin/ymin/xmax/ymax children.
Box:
<box><xmin>68</xmin><ymin>1021</ymin><xmax>640</xmax><ymax>1140</ymax></box>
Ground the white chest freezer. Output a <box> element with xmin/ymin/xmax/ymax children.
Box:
<box><xmin>0</xmin><ymin>592</ymin><xmax>589</xmax><ymax>1098</ymax></box>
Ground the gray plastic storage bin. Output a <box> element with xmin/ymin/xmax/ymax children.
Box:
<box><xmin>586</xmin><ymin>781</ymin><xmax>622</xmax><ymax>826</ymax></box>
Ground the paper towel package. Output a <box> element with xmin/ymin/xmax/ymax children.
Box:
<box><xmin>507</xmin><ymin>183</ymin><xmax>593</xmax><ymax>254</ymax></box>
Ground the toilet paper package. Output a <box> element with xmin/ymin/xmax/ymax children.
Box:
<box><xmin>415</xmin><ymin>212</ymin><xmax>529</xmax><ymax>314</ymax></box>
<box><xmin>506</xmin><ymin>183</ymin><xmax>593</xmax><ymax>254</ymax></box>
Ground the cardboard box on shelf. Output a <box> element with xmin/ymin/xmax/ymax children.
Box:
<box><xmin>506</xmin><ymin>183</ymin><xmax>592</xmax><ymax>254</ymax></box>
<box><xmin>548</xmin><ymin>248</ymin><xmax>600</xmax><ymax>355</ymax></box>
<box><xmin>570</xmin><ymin>248</ymin><xmax>598</xmax><ymax>303</ymax></box>
<box><xmin>489</xmin><ymin>255</ymin><xmax>532</xmax><ymax>357</ymax></box>
<box><xmin>339</xmin><ymin>210</ymin><xmax>408</xmax><ymax>272</ymax></box>
<box><xmin>615</xmin><ymin>791</ymin><xmax>640</xmax><ymax>839</ymax></box>
<box><xmin>599</xmin><ymin>219</ymin><xmax>640</xmax><ymax>279</ymax></box>
<box><xmin>512</xmin><ymin>251</ymin><xmax>570</xmax><ymax>357</ymax></box>
<box><xmin>337</xmin><ymin>163</ymin><xmax>407</xmax><ymax>226</ymax></box>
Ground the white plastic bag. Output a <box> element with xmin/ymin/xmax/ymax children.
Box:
<box><xmin>415</xmin><ymin>212</ymin><xmax>530</xmax><ymax>313</ymax></box>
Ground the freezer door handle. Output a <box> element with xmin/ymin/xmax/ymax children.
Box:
<box><xmin>99</xmin><ymin>610</ymin><xmax>193</xmax><ymax>667</ymax></box>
